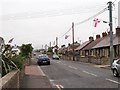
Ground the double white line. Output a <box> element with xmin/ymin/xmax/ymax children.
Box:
<box><xmin>56</xmin><ymin>85</ymin><xmax>64</xmax><ymax>90</ymax></box>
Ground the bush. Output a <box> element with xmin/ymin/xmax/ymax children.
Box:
<box><xmin>11</xmin><ymin>55</ymin><xmax>25</xmax><ymax>70</ymax></box>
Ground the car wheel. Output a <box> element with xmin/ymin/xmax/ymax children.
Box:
<box><xmin>113</xmin><ymin>69</ymin><xmax>119</xmax><ymax>77</ymax></box>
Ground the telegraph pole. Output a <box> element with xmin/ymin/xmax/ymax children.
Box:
<box><xmin>108</xmin><ymin>1</ymin><xmax>114</xmax><ymax>66</ymax></box>
<box><xmin>72</xmin><ymin>22</ymin><xmax>75</xmax><ymax>61</ymax></box>
<box><xmin>49</xmin><ymin>42</ymin><xmax>51</xmax><ymax>47</ymax></box>
<box><xmin>55</xmin><ymin>37</ymin><xmax>58</xmax><ymax>54</ymax></box>
<box><xmin>56</xmin><ymin>37</ymin><xmax>58</xmax><ymax>47</ymax></box>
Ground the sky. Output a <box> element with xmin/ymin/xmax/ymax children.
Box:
<box><xmin>0</xmin><ymin>0</ymin><xmax>119</xmax><ymax>49</ymax></box>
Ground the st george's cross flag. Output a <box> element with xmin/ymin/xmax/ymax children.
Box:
<box><xmin>65</xmin><ymin>35</ymin><xmax>69</xmax><ymax>39</ymax></box>
<box><xmin>93</xmin><ymin>18</ymin><xmax>100</xmax><ymax>27</ymax></box>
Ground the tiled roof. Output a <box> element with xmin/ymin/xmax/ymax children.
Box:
<box><xmin>82</xmin><ymin>38</ymin><xmax>104</xmax><ymax>50</ymax></box>
<box><xmin>75</xmin><ymin>41</ymin><xmax>91</xmax><ymax>51</ymax></box>
<box><xmin>92</xmin><ymin>34</ymin><xmax>120</xmax><ymax>49</ymax></box>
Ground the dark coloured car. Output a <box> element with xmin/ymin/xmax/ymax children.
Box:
<box><xmin>111</xmin><ymin>58</ymin><xmax>120</xmax><ymax>77</ymax></box>
<box><xmin>37</xmin><ymin>54</ymin><xmax>50</xmax><ymax>65</ymax></box>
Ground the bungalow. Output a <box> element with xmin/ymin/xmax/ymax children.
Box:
<box><xmin>67</xmin><ymin>41</ymin><xmax>80</xmax><ymax>55</ymax></box>
<box><xmin>92</xmin><ymin>27</ymin><xmax>120</xmax><ymax>59</ymax></box>
<box><xmin>75</xmin><ymin>36</ymin><xmax>94</xmax><ymax>56</ymax></box>
<box><xmin>82</xmin><ymin>32</ymin><xmax>107</xmax><ymax>57</ymax></box>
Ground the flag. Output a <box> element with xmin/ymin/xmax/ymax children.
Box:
<box><xmin>93</xmin><ymin>18</ymin><xmax>100</xmax><ymax>27</ymax></box>
<box><xmin>8</xmin><ymin>38</ymin><xmax>14</xmax><ymax>43</ymax></box>
<box><xmin>65</xmin><ymin>35</ymin><xmax>69</xmax><ymax>39</ymax></box>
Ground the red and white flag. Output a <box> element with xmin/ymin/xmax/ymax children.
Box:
<box><xmin>93</xmin><ymin>18</ymin><xmax>100</xmax><ymax>27</ymax></box>
<box><xmin>65</xmin><ymin>35</ymin><xmax>69</xmax><ymax>39</ymax></box>
<box><xmin>8</xmin><ymin>38</ymin><xmax>14</xmax><ymax>43</ymax></box>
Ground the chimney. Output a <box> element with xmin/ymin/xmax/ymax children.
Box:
<box><xmin>89</xmin><ymin>36</ymin><xmax>94</xmax><ymax>41</ymax></box>
<box><xmin>108</xmin><ymin>31</ymin><xmax>110</xmax><ymax>35</ymax></box>
<box><xmin>102</xmin><ymin>32</ymin><xmax>107</xmax><ymax>37</ymax></box>
<box><xmin>96</xmin><ymin>34</ymin><xmax>101</xmax><ymax>39</ymax></box>
<box><xmin>116</xmin><ymin>26</ymin><xmax>120</xmax><ymax>36</ymax></box>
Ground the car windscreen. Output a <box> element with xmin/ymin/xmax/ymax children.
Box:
<box><xmin>39</xmin><ymin>55</ymin><xmax>48</xmax><ymax>59</ymax></box>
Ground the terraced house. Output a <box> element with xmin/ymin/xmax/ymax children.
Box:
<box><xmin>92</xmin><ymin>27</ymin><xmax>120</xmax><ymax>59</ymax></box>
<box><xmin>76</xmin><ymin>27</ymin><xmax>120</xmax><ymax>64</ymax></box>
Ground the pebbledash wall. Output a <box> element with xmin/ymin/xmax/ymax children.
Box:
<box><xmin>118</xmin><ymin>1</ymin><xmax>120</xmax><ymax>26</ymax></box>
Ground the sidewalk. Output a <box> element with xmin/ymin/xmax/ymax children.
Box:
<box><xmin>93</xmin><ymin>65</ymin><xmax>111</xmax><ymax>69</ymax></box>
<box><xmin>20</xmin><ymin>60</ymin><xmax>52</xmax><ymax>88</ymax></box>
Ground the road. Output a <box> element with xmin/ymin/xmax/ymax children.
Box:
<box><xmin>38</xmin><ymin>59</ymin><xmax>120</xmax><ymax>89</ymax></box>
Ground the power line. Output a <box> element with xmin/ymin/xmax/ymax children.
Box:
<box><xmin>59</xmin><ymin>27</ymin><xmax>72</xmax><ymax>38</ymax></box>
<box><xmin>113</xmin><ymin>0</ymin><xmax>117</xmax><ymax>3</ymax></box>
<box><xmin>59</xmin><ymin>7</ymin><xmax>108</xmax><ymax>39</ymax></box>
<box><xmin>75</xmin><ymin>7</ymin><xmax>108</xmax><ymax>26</ymax></box>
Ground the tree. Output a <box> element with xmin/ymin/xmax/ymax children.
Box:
<box><xmin>20</xmin><ymin>44</ymin><xmax>33</xmax><ymax>58</ymax></box>
<box><xmin>47</xmin><ymin>47</ymin><xmax>53</xmax><ymax>53</ymax></box>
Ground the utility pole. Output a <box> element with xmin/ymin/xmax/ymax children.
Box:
<box><xmin>108</xmin><ymin>1</ymin><xmax>114</xmax><ymax>66</ymax></box>
<box><xmin>56</xmin><ymin>37</ymin><xmax>58</xmax><ymax>47</ymax></box>
<box><xmin>49</xmin><ymin>42</ymin><xmax>51</xmax><ymax>47</ymax></box>
<box><xmin>72</xmin><ymin>22</ymin><xmax>75</xmax><ymax>61</ymax></box>
<box><xmin>55</xmin><ymin>37</ymin><xmax>58</xmax><ymax>54</ymax></box>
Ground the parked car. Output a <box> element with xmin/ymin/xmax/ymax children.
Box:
<box><xmin>37</xmin><ymin>54</ymin><xmax>50</xmax><ymax>65</ymax></box>
<box><xmin>111</xmin><ymin>58</ymin><xmax>120</xmax><ymax>77</ymax></box>
<box><xmin>52</xmin><ymin>54</ymin><xmax>59</xmax><ymax>60</ymax></box>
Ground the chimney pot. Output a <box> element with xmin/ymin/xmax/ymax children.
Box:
<box><xmin>102</xmin><ymin>32</ymin><xmax>107</xmax><ymax>37</ymax></box>
<box><xmin>89</xmin><ymin>36</ymin><xmax>94</xmax><ymax>41</ymax></box>
<box><xmin>96</xmin><ymin>34</ymin><xmax>101</xmax><ymax>39</ymax></box>
<box><xmin>108</xmin><ymin>31</ymin><xmax>110</xmax><ymax>35</ymax></box>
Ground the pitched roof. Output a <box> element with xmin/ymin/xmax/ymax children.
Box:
<box><xmin>92</xmin><ymin>34</ymin><xmax>120</xmax><ymax>49</ymax></box>
<box><xmin>82</xmin><ymin>38</ymin><xmax>103</xmax><ymax>50</ymax></box>
<box><xmin>75</xmin><ymin>41</ymin><xmax>91</xmax><ymax>51</ymax></box>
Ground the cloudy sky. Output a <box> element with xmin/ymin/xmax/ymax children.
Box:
<box><xmin>0</xmin><ymin>0</ymin><xmax>119</xmax><ymax>49</ymax></box>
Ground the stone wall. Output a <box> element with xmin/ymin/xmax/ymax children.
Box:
<box><xmin>62</xmin><ymin>55</ymin><xmax>110</xmax><ymax>65</ymax></box>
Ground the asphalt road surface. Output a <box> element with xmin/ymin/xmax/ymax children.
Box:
<box><xmin>39</xmin><ymin>59</ymin><xmax>120</xmax><ymax>89</ymax></box>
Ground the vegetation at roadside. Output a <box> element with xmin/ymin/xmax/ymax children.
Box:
<box><xmin>1</xmin><ymin>43</ymin><xmax>33</xmax><ymax>77</ymax></box>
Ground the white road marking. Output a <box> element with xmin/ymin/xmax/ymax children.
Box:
<box><xmin>56</xmin><ymin>85</ymin><xmax>64</xmax><ymax>90</ymax></box>
<box><xmin>56</xmin><ymin>85</ymin><xmax>60</xmax><ymax>90</ymax></box>
<box><xmin>83</xmin><ymin>71</ymin><xmax>97</xmax><ymax>77</ymax></box>
<box><xmin>56</xmin><ymin>61</ymin><xmax>61</xmax><ymax>63</ymax></box>
<box><xmin>63</xmin><ymin>64</ymin><xmax>67</xmax><ymax>65</ymax></box>
<box><xmin>69</xmin><ymin>65</ymin><xmax>72</xmax><ymax>68</ymax></box>
<box><xmin>106</xmin><ymin>78</ymin><xmax>120</xmax><ymax>84</ymax></box>
<box><xmin>59</xmin><ymin>85</ymin><xmax>64</xmax><ymax>88</ymax></box>
<box><xmin>49</xmin><ymin>79</ymin><xmax>56</xmax><ymax>86</ymax></box>
<box><xmin>37</xmin><ymin>66</ymin><xmax>46</xmax><ymax>76</ymax></box>
<box><xmin>68</xmin><ymin>65</ymin><xmax>78</xmax><ymax>70</ymax></box>
<box><xmin>50</xmin><ymin>79</ymin><xmax>55</xmax><ymax>82</ymax></box>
